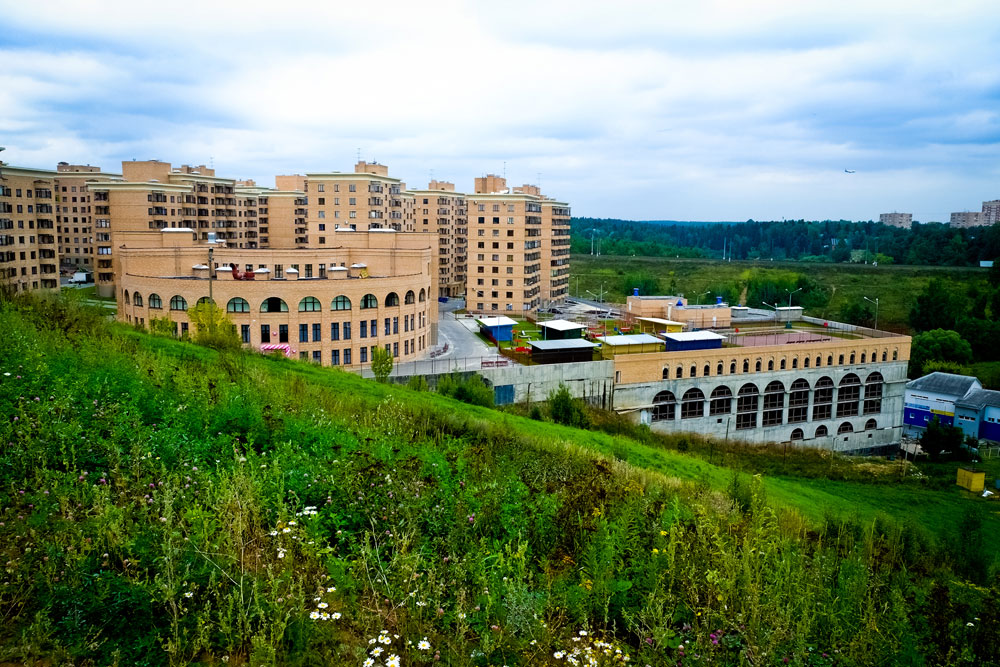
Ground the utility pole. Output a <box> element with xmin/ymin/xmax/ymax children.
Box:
<box><xmin>864</xmin><ymin>296</ymin><xmax>880</xmax><ymax>333</ymax></box>
<box><xmin>208</xmin><ymin>245</ymin><xmax>214</xmax><ymax>303</ymax></box>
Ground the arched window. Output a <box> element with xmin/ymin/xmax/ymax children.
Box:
<box><xmin>790</xmin><ymin>428</ymin><xmax>804</xmax><ymax>441</ymax></box>
<box><xmin>736</xmin><ymin>384</ymin><xmax>759</xmax><ymax>430</ymax></box>
<box><xmin>864</xmin><ymin>372</ymin><xmax>884</xmax><ymax>414</ymax></box>
<box><xmin>676</xmin><ymin>366</ymin><xmax>683</xmax><ymax>379</ymax></box>
<box><xmin>865</xmin><ymin>418</ymin><xmax>877</xmax><ymax>431</ymax></box>
<box><xmin>299</xmin><ymin>296</ymin><xmax>322</xmax><ymax>312</ymax></box>
<box><xmin>703</xmin><ymin>364</ymin><xmax>710</xmax><ymax>377</ymax></box>
<box><xmin>123</xmin><ymin>290</ymin><xmax>130</xmax><ymax>305</ymax></box>
<box><xmin>827</xmin><ymin>355</ymin><xmax>833</xmax><ymax>366</ymax></box>
<box><xmin>361</xmin><ymin>294</ymin><xmax>378</xmax><ymax>309</ymax></box>
<box><xmin>767</xmin><ymin>359</ymin><xmax>774</xmax><ymax>371</ymax></box>
<box><xmin>662</xmin><ymin>367</ymin><xmax>670</xmax><ymax>380</ymax></box>
<box><xmin>196</xmin><ymin>297</ymin><xmax>213</xmax><ymax>307</ymax></box>
<box><xmin>837</xmin><ymin>422</ymin><xmax>854</xmax><ymax>435</ymax></box>
<box><xmin>418</xmin><ymin>288</ymin><xmax>426</xmax><ymax>302</ymax></box>
<box><xmin>729</xmin><ymin>361</ymin><xmax>736</xmax><ymax>374</ymax></box>
<box><xmin>717</xmin><ymin>362</ymin><xmax>724</xmax><ymax>375</ymax></box>
<box><xmin>755</xmin><ymin>359</ymin><xmax>762</xmax><ymax>372</ymax></box>
<box><xmin>652</xmin><ymin>391</ymin><xmax>676</xmax><ymax>421</ymax></box>
<box><xmin>681</xmin><ymin>388</ymin><xmax>705</xmax><ymax>419</ymax></box>
<box><xmin>385</xmin><ymin>292</ymin><xmax>400</xmax><ymax>307</ymax></box>
<box><xmin>689</xmin><ymin>365</ymin><xmax>697</xmax><ymax>378</ymax></box>
<box><xmin>892</xmin><ymin>349</ymin><xmax>898</xmax><ymax>361</ymax></box>
<box><xmin>789</xmin><ymin>379</ymin><xmax>810</xmax><ymax>423</ymax></box>
<box><xmin>838</xmin><ymin>354</ymin><xmax>845</xmax><ymax>365</ymax></box>
<box><xmin>837</xmin><ymin>374</ymin><xmax>861</xmax><ymax>417</ymax></box>
<box><xmin>149</xmin><ymin>293</ymin><xmax>162</xmax><ymax>309</ymax></box>
<box><xmin>813</xmin><ymin>376</ymin><xmax>834</xmax><ymax>420</ymax></box>
<box><xmin>792</xmin><ymin>357</ymin><xmax>798</xmax><ymax>369</ymax></box>
<box><xmin>763</xmin><ymin>381</ymin><xmax>785</xmax><ymax>426</ymax></box>
<box><xmin>709</xmin><ymin>386</ymin><xmax>733</xmax><ymax>416</ymax></box>
<box><xmin>860</xmin><ymin>352</ymin><xmax>866</xmax><ymax>364</ymax></box>
<box><xmin>849</xmin><ymin>352</ymin><xmax>856</xmax><ymax>364</ymax></box>
<box><xmin>332</xmin><ymin>295</ymin><xmax>352</xmax><ymax>311</ymax></box>
<box><xmin>803</xmin><ymin>356</ymin><xmax>810</xmax><ymax>368</ymax></box>
<box><xmin>881</xmin><ymin>350</ymin><xmax>887</xmax><ymax>361</ymax></box>
<box><xmin>742</xmin><ymin>359</ymin><xmax>749</xmax><ymax>373</ymax></box>
<box><xmin>815</xmin><ymin>425</ymin><xmax>829</xmax><ymax>438</ymax></box>
<box><xmin>169</xmin><ymin>295</ymin><xmax>187</xmax><ymax>311</ymax></box>
<box><xmin>815</xmin><ymin>356</ymin><xmax>821</xmax><ymax>367</ymax></box>
<box><xmin>261</xmin><ymin>297</ymin><xmax>288</xmax><ymax>313</ymax></box>
<box><xmin>227</xmin><ymin>297</ymin><xmax>250</xmax><ymax>313</ymax></box>
<box><xmin>404</xmin><ymin>290</ymin><xmax>415</xmax><ymax>305</ymax></box>
<box><xmin>133</xmin><ymin>292</ymin><xmax>143</xmax><ymax>307</ymax></box>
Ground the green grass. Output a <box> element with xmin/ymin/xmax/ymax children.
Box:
<box><xmin>571</xmin><ymin>255</ymin><xmax>987</xmax><ymax>332</ymax></box>
<box><xmin>2</xmin><ymin>292</ymin><xmax>999</xmax><ymax>665</ymax></box>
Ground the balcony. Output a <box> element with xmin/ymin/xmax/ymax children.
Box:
<box><xmin>38</xmin><ymin>235</ymin><xmax>56</xmax><ymax>245</ymax></box>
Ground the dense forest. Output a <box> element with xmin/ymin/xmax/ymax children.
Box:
<box><xmin>571</xmin><ymin>217</ymin><xmax>1000</xmax><ymax>266</ymax></box>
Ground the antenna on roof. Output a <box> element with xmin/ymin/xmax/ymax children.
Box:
<box><xmin>537</xmin><ymin>172</ymin><xmax>541</xmax><ymax>191</ymax></box>
<box><xmin>357</xmin><ymin>147</ymin><xmax>361</xmax><ymax>163</ymax></box>
<box><xmin>503</xmin><ymin>161</ymin><xmax>506</xmax><ymax>180</ymax></box>
<box><xmin>210</xmin><ymin>156</ymin><xmax>214</xmax><ymax>169</ymax></box>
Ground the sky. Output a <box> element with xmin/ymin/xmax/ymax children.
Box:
<box><xmin>1</xmin><ymin>0</ymin><xmax>998</xmax><ymax>222</ymax></box>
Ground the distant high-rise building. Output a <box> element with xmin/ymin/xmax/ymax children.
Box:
<box><xmin>950</xmin><ymin>211</ymin><xmax>983</xmax><ymax>228</ymax></box>
<box><xmin>879</xmin><ymin>213</ymin><xmax>912</xmax><ymax>229</ymax></box>
<box><xmin>981</xmin><ymin>200</ymin><xmax>1000</xmax><ymax>226</ymax></box>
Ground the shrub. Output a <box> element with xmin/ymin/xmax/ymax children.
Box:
<box><xmin>548</xmin><ymin>383</ymin><xmax>586</xmax><ymax>427</ymax></box>
<box><xmin>370</xmin><ymin>345</ymin><xmax>393</xmax><ymax>382</ymax></box>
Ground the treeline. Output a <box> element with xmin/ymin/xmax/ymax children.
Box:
<box><xmin>571</xmin><ymin>217</ymin><xmax>1000</xmax><ymax>266</ymax></box>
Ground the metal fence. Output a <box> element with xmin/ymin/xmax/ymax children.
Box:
<box><xmin>352</xmin><ymin>354</ymin><xmax>518</xmax><ymax>380</ymax></box>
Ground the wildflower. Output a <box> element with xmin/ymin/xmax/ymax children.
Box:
<box><xmin>310</xmin><ymin>611</ymin><xmax>320</xmax><ymax>620</ymax></box>
<box><xmin>555</xmin><ymin>651</ymin><xmax>565</xmax><ymax>659</ymax></box>
<box><xmin>332</xmin><ymin>612</ymin><xmax>342</xmax><ymax>619</ymax></box>
<box><xmin>967</xmin><ymin>622</ymin><xmax>975</xmax><ymax>627</ymax></box>
<box><xmin>652</xmin><ymin>548</ymin><xmax>659</xmax><ymax>554</ymax></box>
<box><xmin>386</xmin><ymin>656</ymin><xmax>400</xmax><ymax>667</ymax></box>
<box><xmin>363</xmin><ymin>660</ymin><xmax>374</xmax><ymax>667</ymax></box>
<box><xmin>288</xmin><ymin>521</ymin><xmax>296</xmax><ymax>526</ymax></box>
<box><xmin>458</xmin><ymin>612</ymin><xmax>467</xmax><ymax>619</ymax></box>
<box><xmin>317</xmin><ymin>602</ymin><xmax>328</xmax><ymax>609</ymax></box>
<box><xmin>282</xmin><ymin>527</ymin><xmax>291</xmax><ymax>534</ymax></box>
<box><xmin>418</xmin><ymin>638</ymin><xmax>431</xmax><ymax>650</ymax></box>
<box><xmin>327</xmin><ymin>586</ymin><xmax>336</xmax><ymax>592</ymax></box>
<box><xmin>183</xmin><ymin>591</ymin><xmax>193</xmax><ymax>599</ymax></box>
<box><xmin>371</xmin><ymin>647</ymin><xmax>384</xmax><ymax>657</ymax></box>
<box><xmin>579</xmin><ymin>630</ymin><xmax>588</xmax><ymax>636</ymax></box>
<box><xmin>320</xmin><ymin>612</ymin><xmax>330</xmax><ymax>620</ymax></box>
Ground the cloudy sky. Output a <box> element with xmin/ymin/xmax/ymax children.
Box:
<box><xmin>2</xmin><ymin>0</ymin><xmax>998</xmax><ymax>221</ymax></box>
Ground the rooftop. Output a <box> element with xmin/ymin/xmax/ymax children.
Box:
<box><xmin>906</xmin><ymin>372</ymin><xmax>981</xmax><ymax>397</ymax></box>
<box><xmin>663</xmin><ymin>331</ymin><xmax>726</xmax><ymax>343</ymax></box>
<box><xmin>955</xmin><ymin>388</ymin><xmax>1000</xmax><ymax>411</ymax></box>
<box><xmin>530</xmin><ymin>339</ymin><xmax>599</xmax><ymax>351</ymax></box>
<box><xmin>477</xmin><ymin>316</ymin><xmax>518</xmax><ymax>327</ymax></box>
<box><xmin>537</xmin><ymin>319</ymin><xmax>587</xmax><ymax>331</ymax></box>
<box><xmin>596</xmin><ymin>333</ymin><xmax>663</xmax><ymax>346</ymax></box>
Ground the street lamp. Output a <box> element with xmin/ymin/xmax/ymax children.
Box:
<box><xmin>863</xmin><ymin>296</ymin><xmax>880</xmax><ymax>333</ymax></box>
<box><xmin>785</xmin><ymin>287</ymin><xmax>803</xmax><ymax>307</ymax></box>
<box><xmin>762</xmin><ymin>301</ymin><xmax>779</xmax><ymax>327</ymax></box>
<box><xmin>696</xmin><ymin>289</ymin><xmax>712</xmax><ymax>305</ymax></box>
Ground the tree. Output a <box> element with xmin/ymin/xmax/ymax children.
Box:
<box><xmin>920</xmin><ymin>417</ymin><xmax>963</xmax><ymax>460</ymax></box>
<box><xmin>838</xmin><ymin>301</ymin><xmax>874</xmax><ymax>328</ymax></box>
<box><xmin>909</xmin><ymin>329</ymin><xmax>973</xmax><ymax>377</ymax></box>
<box><xmin>909</xmin><ymin>278</ymin><xmax>967</xmax><ymax>332</ymax></box>
<box><xmin>188</xmin><ymin>299</ymin><xmax>241</xmax><ymax>351</ymax></box>
<box><xmin>149</xmin><ymin>316</ymin><xmax>176</xmax><ymax>337</ymax></box>
<box><xmin>371</xmin><ymin>346</ymin><xmax>393</xmax><ymax>383</ymax></box>
<box><xmin>548</xmin><ymin>383</ymin><xmax>586</xmax><ymax>427</ymax></box>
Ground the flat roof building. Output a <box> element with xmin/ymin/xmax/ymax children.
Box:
<box><xmin>879</xmin><ymin>212</ymin><xmax>912</xmax><ymax>228</ymax></box>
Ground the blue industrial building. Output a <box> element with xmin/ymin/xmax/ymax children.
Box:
<box><xmin>476</xmin><ymin>316</ymin><xmax>517</xmax><ymax>343</ymax></box>
<box><xmin>904</xmin><ymin>372</ymin><xmax>1000</xmax><ymax>442</ymax></box>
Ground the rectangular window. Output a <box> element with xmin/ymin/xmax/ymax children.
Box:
<box><xmin>393</xmin><ymin>316</ymin><xmax>398</xmax><ymax>334</ymax></box>
<box><xmin>384</xmin><ymin>317</ymin><xmax>391</xmax><ymax>336</ymax></box>
<box><xmin>331</xmin><ymin>322</ymin><xmax>340</xmax><ymax>340</ymax></box>
<box><xmin>343</xmin><ymin>321</ymin><xmax>351</xmax><ymax>340</ymax></box>
<box><xmin>317</xmin><ymin>184</ymin><xmax>325</xmax><ymax>192</ymax></box>
<box><xmin>344</xmin><ymin>348</ymin><xmax>352</xmax><ymax>365</ymax></box>
<box><xmin>312</xmin><ymin>350</ymin><xmax>322</xmax><ymax>363</ymax></box>
<box><xmin>274</xmin><ymin>264</ymin><xmax>283</xmax><ymax>279</ymax></box>
<box><xmin>330</xmin><ymin>349</ymin><xmax>340</xmax><ymax>365</ymax></box>
<box><xmin>299</xmin><ymin>324</ymin><xmax>309</xmax><ymax>343</ymax></box>
<box><xmin>360</xmin><ymin>347</ymin><xmax>368</xmax><ymax>363</ymax></box>
<box><xmin>279</xmin><ymin>324</ymin><xmax>289</xmax><ymax>343</ymax></box>
<box><xmin>393</xmin><ymin>342</ymin><xmax>399</xmax><ymax>357</ymax></box>
<box><xmin>260</xmin><ymin>324</ymin><xmax>270</xmax><ymax>342</ymax></box>
<box><xmin>312</xmin><ymin>323</ymin><xmax>321</xmax><ymax>342</ymax></box>
<box><xmin>241</xmin><ymin>324</ymin><xmax>250</xmax><ymax>343</ymax></box>
<box><xmin>371</xmin><ymin>319</ymin><xmax>377</xmax><ymax>336</ymax></box>
<box><xmin>360</xmin><ymin>320</ymin><xmax>367</xmax><ymax>338</ymax></box>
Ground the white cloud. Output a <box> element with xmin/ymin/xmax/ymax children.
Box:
<box><xmin>1</xmin><ymin>0</ymin><xmax>998</xmax><ymax>220</ymax></box>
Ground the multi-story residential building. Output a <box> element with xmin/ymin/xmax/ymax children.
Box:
<box><xmin>878</xmin><ymin>212</ymin><xmax>912</xmax><ymax>229</ymax></box>
<box><xmin>950</xmin><ymin>211</ymin><xmax>983</xmax><ymax>228</ymax></box>
<box><xmin>981</xmin><ymin>200</ymin><xmax>1000</xmax><ymax>226</ymax></box>
<box><xmin>54</xmin><ymin>163</ymin><xmax>116</xmax><ymax>271</ymax></box>
<box><xmin>465</xmin><ymin>174</ymin><xmax>570</xmax><ymax>314</ymax></box>
<box><xmin>409</xmin><ymin>180</ymin><xmax>467</xmax><ymax>297</ymax></box>
<box><xmin>0</xmin><ymin>165</ymin><xmax>60</xmax><ymax>292</ymax></box>
<box><xmin>304</xmin><ymin>162</ymin><xmax>409</xmax><ymax>240</ymax></box>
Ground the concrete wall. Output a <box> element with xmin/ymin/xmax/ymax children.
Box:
<box><xmin>613</xmin><ymin>361</ymin><xmax>909</xmax><ymax>453</ymax></box>
<box><xmin>479</xmin><ymin>360</ymin><xmax>615</xmax><ymax>407</ymax></box>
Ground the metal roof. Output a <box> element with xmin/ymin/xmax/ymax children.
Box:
<box><xmin>595</xmin><ymin>333</ymin><xmax>663</xmax><ymax>346</ymax></box>
<box><xmin>477</xmin><ymin>316</ymin><xmax>518</xmax><ymax>327</ymax></box>
<box><xmin>530</xmin><ymin>339</ymin><xmax>598</xmax><ymax>350</ymax></box>
<box><xmin>663</xmin><ymin>331</ymin><xmax>726</xmax><ymax>342</ymax></box>
<box><xmin>635</xmin><ymin>316</ymin><xmax>685</xmax><ymax>326</ymax></box>
<box><xmin>537</xmin><ymin>319</ymin><xmax>586</xmax><ymax>331</ymax></box>
<box><xmin>955</xmin><ymin>389</ymin><xmax>1000</xmax><ymax>411</ymax></box>
<box><xmin>905</xmin><ymin>372</ymin><xmax>981</xmax><ymax>398</ymax></box>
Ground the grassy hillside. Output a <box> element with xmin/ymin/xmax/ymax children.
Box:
<box><xmin>1</xmin><ymin>293</ymin><xmax>998</xmax><ymax>666</ymax></box>
<box><xmin>570</xmin><ymin>255</ymin><xmax>987</xmax><ymax>332</ymax></box>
